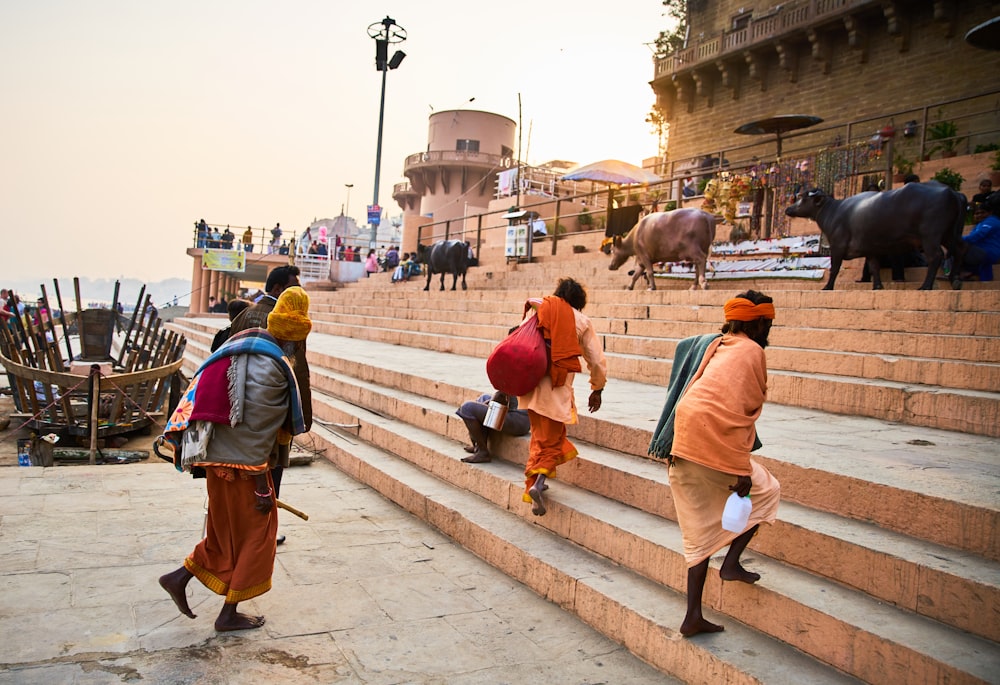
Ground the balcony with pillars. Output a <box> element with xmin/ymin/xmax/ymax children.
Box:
<box><xmin>652</xmin><ymin>0</ymin><xmax>956</xmax><ymax>87</ymax></box>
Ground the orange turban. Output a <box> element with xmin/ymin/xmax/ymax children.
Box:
<box><xmin>267</xmin><ymin>286</ymin><xmax>312</xmax><ymax>341</ymax></box>
<box><xmin>724</xmin><ymin>297</ymin><xmax>775</xmax><ymax>322</ymax></box>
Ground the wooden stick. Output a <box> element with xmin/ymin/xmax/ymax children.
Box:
<box><xmin>73</xmin><ymin>277</ymin><xmax>83</xmax><ymax>327</ymax></box>
<box><xmin>276</xmin><ymin>499</ymin><xmax>309</xmax><ymax>521</ymax></box>
<box><xmin>7</xmin><ymin>290</ymin><xmax>33</xmax><ymax>366</ymax></box>
<box><xmin>0</xmin><ymin>324</ymin><xmax>30</xmax><ymax>412</ymax></box>
<box><xmin>89</xmin><ymin>364</ymin><xmax>100</xmax><ymax>465</ymax></box>
<box><xmin>39</xmin><ymin>285</ymin><xmax>63</xmax><ymax>363</ymax></box>
<box><xmin>52</xmin><ymin>279</ymin><xmax>74</xmax><ymax>362</ymax></box>
<box><xmin>117</xmin><ymin>285</ymin><xmax>145</xmax><ymax>366</ymax></box>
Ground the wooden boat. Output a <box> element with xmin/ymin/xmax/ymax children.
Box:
<box><xmin>0</xmin><ymin>278</ymin><xmax>186</xmax><ymax>463</ymax></box>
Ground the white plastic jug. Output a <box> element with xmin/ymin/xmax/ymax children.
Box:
<box><xmin>721</xmin><ymin>492</ymin><xmax>752</xmax><ymax>533</ymax></box>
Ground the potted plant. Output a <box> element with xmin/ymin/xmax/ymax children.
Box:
<box><xmin>927</xmin><ymin>112</ymin><xmax>964</xmax><ymax>158</ymax></box>
<box><xmin>932</xmin><ymin>167</ymin><xmax>964</xmax><ymax>192</ymax></box>
<box><xmin>893</xmin><ymin>153</ymin><xmax>915</xmax><ymax>183</ymax></box>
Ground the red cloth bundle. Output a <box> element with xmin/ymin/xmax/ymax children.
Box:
<box><xmin>487</xmin><ymin>311</ymin><xmax>548</xmax><ymax>396</ymax></box>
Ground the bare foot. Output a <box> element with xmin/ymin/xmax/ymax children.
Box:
<box><xmin>528</xmin><ymin>485</ymin><xmax>546</xmax><ymax>516</ymax></box>
<box><xmin>680</xmin><ymin>617</ymin><xmax>725</xmax><ymax>637</ymax></box>
<box><xmin>215</xmin><ymin>613</ymin><xmax>266</xmax><ymax>632</ymax></box>
<box><xmin>719</xmin><ymin>564</ymin><xmax>761</xmax><ymax>584</ymax></box>
<box><xmin>463</xmin><ymin>444</ymin><xmax>478</xmax><ymax>454</ymax></box>
<box><xmin>462</xmin><ymin>449</ymin><xmax>491</xmax><ymax>463</ymax></box>
<box><xmin>159</xmin><ymin>569</ymin><xmax>196</xmax><ymax>619</ymax></box>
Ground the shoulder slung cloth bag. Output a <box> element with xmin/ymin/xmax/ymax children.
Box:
<box><xmin>486</xmin><ymin>300</ymin><xmax>549</xmax><ymax>396</ymax></box>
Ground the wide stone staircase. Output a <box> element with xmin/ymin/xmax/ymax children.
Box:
<box><xmin>166</xmin><ymin>264</ymin><xmax>999</xmax><ymax>684</ymax></box>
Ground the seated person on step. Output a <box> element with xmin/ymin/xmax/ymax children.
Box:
<box><xmin>456</xmin><ymin>392</ymin><xmax>530</xmax><ymax>463</ymax></box>
<box><xmin>957</xmin><ymin>192</ymin><xmax>1000</xmax><ymax>281</ymax></box>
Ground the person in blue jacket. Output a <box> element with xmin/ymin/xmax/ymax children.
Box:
<box><xmin>959</xmin><ymin>192</ymin><xmax>1000</xmax><ymax>281</ymax></box>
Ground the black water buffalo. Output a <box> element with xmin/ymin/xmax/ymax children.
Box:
<box><xmin>784</xmin><ymin>182</ymin><xmax>965</xmax><ymax>290</ymax></box>
<box><xmin>416</xmin><ymin>240</ymin><xmax>469</xmax><ymax>291</ymax></box>
<box><xmin>603</xmin><ymin>209</ymin><xmax>714</xmax><ymax>290</ymax></box>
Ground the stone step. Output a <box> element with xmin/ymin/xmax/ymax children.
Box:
<box><xmin>167</xmin><ymin>317</ymin><xmax>1000</xmax><ymax>683</ymax></box>
<box><xmin>310</xmin><ymin>299</ymin><xmax>1000</xmax><ymax>360</ymax></box>
<box><xmin>306</xmin><ymin>418</ymin><xmax>860</xmax><ymax>685</ymax></box>
<box><xmin>304</xmin><ymin>388</ymin><xmax>997</xmax><ymax>685</ymax></box>
<box><xmin>316</xmin><ymin>283</ymin><xmax>1000</xmax><ymax>311</ymax></box>
<box><xmin>311</xmin><ymin>288</ymin><xmax>1000</xmax><ymax>344</ymax></box>
<box><xmin>303</xmin><ymin>286</ymin><xmax>1000</xmax><ymax>436</ymax></box>
<box><xmin>168</xmin><ymin>317</ymin><xmax>1000</xmax><ymax>564</ymax></box>
<box><xmin>303</xmin><ymin>362</ymin><xmax>1000</xmax><ymax>644</ymax></box>
<box><xmin>313</xmin><ymin>294</ymin><xmax>1000</xmax><ymax>344</ymax></box>
<box><xmin>298</xmin><ymin>317</ymin><xmax>1000</xmax><ymax>437</ymax></box>
<box><xmin>303</xmin><ymin>308</ymin><xmax>999</xmax><ymax>390</ymax></box>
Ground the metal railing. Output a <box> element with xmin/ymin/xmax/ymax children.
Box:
<box><xmin>416</xmin><ymin>89</ymin><xmax>999</xmax><ymax>257</ymax></box>
<box><xmin>295</xmin><ymin>254</ymin><xmax>331</xmax><ymax>283</ymax></box>
<box><xmin>663</xmin><ymin>90</ymin><xmax>1000</xmax><ymax>180</ymax></box>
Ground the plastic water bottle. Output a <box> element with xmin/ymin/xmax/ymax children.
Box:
<box><xmin>721</xmin><ymin>492</ymin><xmax>752</xmax><ymax>532</ymax></box>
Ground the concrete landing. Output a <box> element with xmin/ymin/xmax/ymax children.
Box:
<box><xmin>0</xmin><ymin>459</ymin><xmax>676</xmax><ymax>684</ymax></box>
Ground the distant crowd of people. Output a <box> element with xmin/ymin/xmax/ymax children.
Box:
<box><xmin>194</xmin><ymin>219</ymin><xmax>392</xmax><ymax>263</ymax></box>
<box><xmin>1</xmin><ymin>289</ymin><xmax>48</xmax><ymax>332</ymax></box>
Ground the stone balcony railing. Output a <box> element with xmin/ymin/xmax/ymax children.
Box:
<box><xmin>402</xmin><ymin>149</ymin><xmax>512</xmax><ymax>174</ymax></box>
<box><xmin>653</xmin><ymin>0</ymin><xmax>880</xmax><ymax>79</ymax></box>
<box><xmin>393</xmin><ymin>181</ymin><xmax>418</xmax><ymax>196</ymax></box>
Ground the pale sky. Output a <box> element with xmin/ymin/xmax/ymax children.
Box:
<box><xmin>1</xmin><ymin>1</ymin><xmax>669</xmax><ymax>283</ymax></box>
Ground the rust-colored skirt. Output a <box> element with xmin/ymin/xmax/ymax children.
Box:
<box><xmin>522</xmin><ymin>410</ymin><xmax>579</xmax><ymax>501</ymax></box>
<box><xmin>668</xmin><ymin>457</ymin><xmax>780</xmax><ymax>567</ymax></box>
<box><xmin>185</xmin><ymin>467</ymin><xmax>277</xmax><ymax>603</ymax></box>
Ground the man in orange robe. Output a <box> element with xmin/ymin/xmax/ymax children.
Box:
<box><xmin>649</xmin><ymin>289</ymin><xmax>781</xmax><ymax>637</ymax></box>
<box><xmin>517</xmin><ymin>278</ymin><xmax>607</xmax><ymax>516</ymax></box>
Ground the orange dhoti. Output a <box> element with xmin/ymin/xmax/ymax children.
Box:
<box><xmin>185</xmin><ymin>467</ymin><xmax>278</xmax><ymax>603</ymax></box>
<box><xmin>522</xmin><ymin>409</ymin><xmax>579</xmax><ymax>501</ymax></box>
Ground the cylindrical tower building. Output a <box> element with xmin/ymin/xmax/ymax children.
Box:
<box><xmin>394</xmin><ymin>109</ymin><xmax>516</xmax><ymax>252</ymax></box>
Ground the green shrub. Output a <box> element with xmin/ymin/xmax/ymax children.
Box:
<box><xmin>932</xmin><ymin>167</ymin><xmax>964</xmax><ymax>191</ymax></box>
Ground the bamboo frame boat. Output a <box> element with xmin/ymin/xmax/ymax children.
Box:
<box><xmin>1</xmin><ymin>278</ymin><xmax>186</xmax><ymax>462</ymax></box>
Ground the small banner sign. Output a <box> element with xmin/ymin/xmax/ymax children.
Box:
<box><xmin>203</xmin><ymin>249</ymin><xmax>246</xmax><ymax>272</ymax></box>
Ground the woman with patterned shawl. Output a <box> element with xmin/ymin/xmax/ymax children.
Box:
<box><xmin>158</xmin><ymin>287</ymin><xmax>310</xmax><ymax>631</ymax></box>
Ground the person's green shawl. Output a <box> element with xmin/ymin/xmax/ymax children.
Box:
<box><xmin>649</xmin><ymin>333</ymin><xmax>764</xmax><ymax>460</ymax></box>
<box><xmin>648</xmin><ymin>334</ymin><xmax>720</xmax><ymax>460</ymax></box>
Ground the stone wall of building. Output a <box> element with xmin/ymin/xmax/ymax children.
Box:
<box><xmin>656</xmin><ymin>1</ymin><xmax>1000</xmax><ymax>171</ymax></box>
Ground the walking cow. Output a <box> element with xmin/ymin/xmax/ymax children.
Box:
<box><xmin>603</xmin><ymin>208</ymin><xmax>715</xmax><ymax>290</ymax></box>
<box><xmin>416</xmin><ymin>240</ymin><xmax>469</xmax><ymax>291</ymax></box>
<box><xmin>784</xmin><ymin>183</ymin><xmax>965</xmax><ymax>290</ymax></box>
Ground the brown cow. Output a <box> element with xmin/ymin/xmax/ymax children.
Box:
<box><xmin>604</xmin><ymin>209</ymin><xmax>715</xmax><ymax>290</ymax></box>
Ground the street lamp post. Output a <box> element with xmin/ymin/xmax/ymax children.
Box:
<box><xmin>368</xmin><ymin>15</ymin><xmax>406</xmax><ymax>249</ymax></box>
<box><xmin>344</xmin><ymin>183</ymin><xmax>353</xmax><ymax>220</ymax></box>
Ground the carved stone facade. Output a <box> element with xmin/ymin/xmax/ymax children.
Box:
<box><xmin>651</xmin><ymin>0</ymin><xmax>1000</xmax><ymax>171</ymax></box>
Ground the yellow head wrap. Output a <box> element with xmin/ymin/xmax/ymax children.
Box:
<box><xmin>724</xmin><ymin>297</ymin><xmax>775</xmax><ymax>322</ymax></box>
<box><xmin>267</xmin><ymin>286</ymin><xmax>312</xmax><ymax>341</ymax></box>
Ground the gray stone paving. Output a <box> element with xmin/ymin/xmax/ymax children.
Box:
<box><xmin>0</xmin><ymin>458</ymin><xmax>677</xmax><ymax>684</ymax></box>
